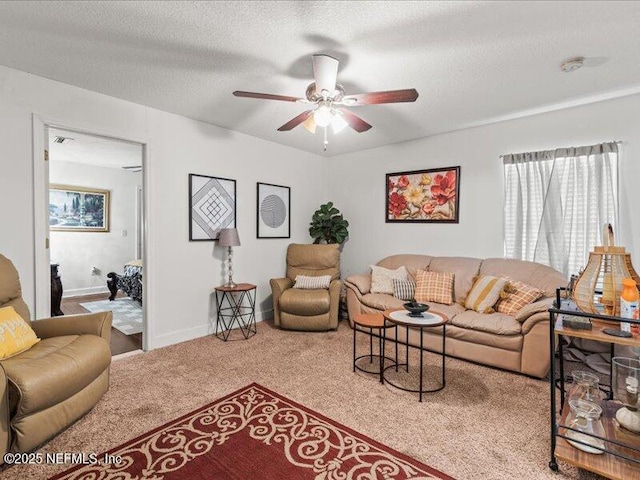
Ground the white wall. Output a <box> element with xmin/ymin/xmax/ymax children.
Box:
<box><xmin>0</xmin><ymin>65</ymin><xmax>328</xmax><ymax>349</ymax></box>
<box><xmin>49</xmin><ymin>160</ymin><xmax>141</xmax><ymax>297</ymax></box>
<box><xmin>328</xmin><ymin>93</ymin><xmax>640</xmax><ymax>279</ymax></box>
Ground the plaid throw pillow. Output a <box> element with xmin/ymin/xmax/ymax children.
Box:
<box><xmin>293</xmin><ymin>275</ymin><xmax>331</xmax><ymax>290</ymax></box>
<box><xmin>415</xmin><ymin>270</ymin><xmax>454</xmax><ymax>305</ymax></box>
<box><xmin>392</xmin><ymin>278</ymin><xmax>416</xmax><ymax>301</ymax></box>
<box><xmin>495</xmin><ymin>279</ymin><xmax>544</xmax><ymax>316</ymax></box>
<box><xmin>464</xmin><ymin>275</ymin><xmax>509</xmax><ymax>314</ymax></box>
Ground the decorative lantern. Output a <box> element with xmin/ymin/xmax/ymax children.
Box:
<box><xmin>572</xmin><ymin>224</ymin><xmax>640</xmax><ymax>316</ymax></box>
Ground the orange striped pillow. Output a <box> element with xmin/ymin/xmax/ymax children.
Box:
<box><xmin>495</xmin><ymin>279</ymin><xmax>544</xmax><ymax>316</ymax></box>
<box><xmin>464</xmin><ymin>275</ymin><xmax>509</xmax><ymax>313</ymax></box>
<box><xmin>415</xmin><ymin>270</ymin><xmax>454</xmax><ymax>305</ymax></box>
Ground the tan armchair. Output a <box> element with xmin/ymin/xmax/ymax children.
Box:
<box><xmin>0</xmin><ymin>254</ymin><xmax>112</xmax><ymax>459</ymax></box>
<box><xmin>270</xmin><ymin>244</ymin><xmax>341</xmax><ymax>331</ymax></box>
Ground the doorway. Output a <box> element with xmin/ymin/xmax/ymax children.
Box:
<box><xmin>34</xmin><ymin>122</ymin><xmax>147</xmax><ymax>355</ymax></box>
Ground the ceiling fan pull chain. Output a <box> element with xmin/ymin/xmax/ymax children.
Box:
<box><xmin>323</xmin><ymin>127</ymin><xmax>328</xmax><ymax>152</ymax></box>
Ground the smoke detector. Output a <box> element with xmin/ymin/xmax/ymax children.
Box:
<box><xmin>560</xmin><ymin>56</ymin><xmax>585</xmax><ymax>73</ymax></box>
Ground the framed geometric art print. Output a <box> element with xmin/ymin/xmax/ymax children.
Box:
<box><xmin>189</xmin><ymin>174</ymin><xmax>236</xmax><ymax>241</ymax></box>
<box><xmin>257</xmin><ymin>182</ymin><xmax>290</xmax><ymax>239</ymax></box>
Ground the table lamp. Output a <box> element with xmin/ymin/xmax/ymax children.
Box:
<box><xmin>218</xmin><ymin>228</ymin><xmax>240</xmax><ymax>288</ymax></box>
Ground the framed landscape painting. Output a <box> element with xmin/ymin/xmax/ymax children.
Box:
<box><xmin>386</xmin><ymin>166</ymin><xmax>460</xmax><ymax>223</ymax></box>
<box><xmin>49</xmin><ymin>184</ymin><xmax>110</xmax><ymax>232</ymax></box>
<box><xmin>189</xmin><ymin>174</ymin><xmax>236</xmax><ymax>241</ymax></box>
<box><xmin>257</xmin><ymin>182</ymin><xmax>290</xmax><ymax>238</ymax></box>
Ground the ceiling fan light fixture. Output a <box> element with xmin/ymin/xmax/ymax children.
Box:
<box><xmin>313</xmin><ymin>105</ymin><xmax>333</xmax><ymax>127</ymax></box>
<box><xmin>331</xmin><ymin>112</ymin><xmax>348</xmax><ymax>133</ymax></box>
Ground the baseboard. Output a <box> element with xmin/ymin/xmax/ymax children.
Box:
<box><xmin>63</xmin><ymin>286</ymin><xmax>109</xmax><ymax>298</ymax></box>
<box><xmin>149</xmin><ymin>309</ymin><xmax>272</xmax><ymax>350</ymax></box>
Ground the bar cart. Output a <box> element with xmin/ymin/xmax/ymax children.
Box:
<box><xmin>549</xmin><ymin>288</ymin><xmax>640</xmax><ymax>478</ymax></box>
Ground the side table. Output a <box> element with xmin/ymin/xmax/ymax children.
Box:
<box><xmin>214</xmin><ymin>283</ymin><xmax>257</xmax><ymax>341</ymax></box>
<box><xmin>382</xmin><ymin>308</ymin><xmax>447</xmax><ymax>402</ymax></box>
<box><xmin>353</xmin><ymin>313</ymin><xmax>398</xmax><ymax>384</ymax></box>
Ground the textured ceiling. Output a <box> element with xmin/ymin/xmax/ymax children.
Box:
<box><xmin>1</xmin><ymin>1</ymin><xmax>640</xmax><ymax>156</ymax></box>
<box><xmin>50</xmin><ymin>128</ymin><xmax>143</xmax><ymax>169</ymax></box>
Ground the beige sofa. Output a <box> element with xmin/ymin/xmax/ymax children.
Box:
<box><xmin>345</xmin><ymin>255</ymin><xmax>566</xmax><ymax>378</ymax></box>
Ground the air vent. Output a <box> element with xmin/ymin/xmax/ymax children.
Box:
<box><xmin>53</xmin><ymin>136</ymin><xmax>74</xmax><ymax>144</ymax></box>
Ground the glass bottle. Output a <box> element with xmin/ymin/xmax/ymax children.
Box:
<box><xmin>565</xmin><ymin>399</ymin><xmax>606</xmax><ymax>454</ymax></box>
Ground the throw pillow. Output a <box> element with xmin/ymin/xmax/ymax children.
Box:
<box><xmin>293</xmin><ymin>275</ymin><xmax>331</xmax><ymax>290</ymax></box>
<box><xmin>495</xmin><ymin>279</ymin><xmax>544</xmax><ymax>316</ymax></box>
<box><xmin>370</xmin><ymin>265</ymin><xmax>409</xmax><ymax>295</ymax></box>
<box><xmin>392</xmin><ymin>278</ymin><xmax>416</xmax><ymax>301</ymax></box>
<box><xmin>0</xmin><ymin>306</ymin><xmax>40</xmax><ymax>359</ymax></box>
<box><xmin>464</xmin><ymin>275</ymin><xmax>509</xmax><ymax>313</ymax></box>
<box><xmin>415</xmin><ymin>270</ymin><xmax>454</xmax><ymax>305</ymax></box>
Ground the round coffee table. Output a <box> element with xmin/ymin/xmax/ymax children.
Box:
<box><xmin>353</xmin><ymin>313</ymin><xmax>398</xmax><ymax>384</ymax></box>
<box><xmin>382</xmin><ymin>309</ymin><xmax>447</xmax><ymax>402</ymax></box>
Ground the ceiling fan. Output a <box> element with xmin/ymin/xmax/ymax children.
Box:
<box><xmin>233</xmin><ymin>54</ymin><xmax>419</xmax><ymax>150</ymax></box>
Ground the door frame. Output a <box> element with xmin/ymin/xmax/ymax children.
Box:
<box><xmin>32</xmin><ymin>115</ymin><xmax>152</xmax><ymax>350</ymax></box>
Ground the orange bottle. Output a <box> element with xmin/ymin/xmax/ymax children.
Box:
<box><xmin>620</xmin><ymin>278</ymin><xmax>639</xmax><ymax>334</ymax></box>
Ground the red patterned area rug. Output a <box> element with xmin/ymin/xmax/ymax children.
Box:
<box><xmin>50</xmin><ymin>383</ymin><xmax>454</xmax><ymax>480</ymax></box>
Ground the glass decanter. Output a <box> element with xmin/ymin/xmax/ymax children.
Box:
<box><xmin>565</xmin><ymin>399</ymin><xmax>606</xmax><ymax>454</ymax></box>
<box><xmin>568</xmin><ymin>370</ymin><xmax>602</xmax><ymax>404</ymax></box>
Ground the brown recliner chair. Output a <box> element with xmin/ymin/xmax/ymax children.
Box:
<box><xmin>0</xmin><ymin>254</ymin><xmax>112</xmax><ymax>459</ymax></box>
<box><xmin>270</xmin><ymin>244</ymin><xmax>341</xmax><ymax>331</ymax></box>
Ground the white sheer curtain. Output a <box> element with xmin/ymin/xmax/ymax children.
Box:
<box><xmin>503</xmin><ymin>142</ymin><xmax>618</xmax><ymax>277</ymax></box>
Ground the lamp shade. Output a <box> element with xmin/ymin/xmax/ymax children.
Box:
<box><xmin>218</xmin><ymin>228</ymin><xmax>240</xmax><ymax>247</ymax></box>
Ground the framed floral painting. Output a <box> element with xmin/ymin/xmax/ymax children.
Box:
<box><xmin>386</xmin><ymin>166</ymin><xmax>460</xmax><ymax>223</ymax></box>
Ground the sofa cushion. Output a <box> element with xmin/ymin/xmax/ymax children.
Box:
<box><xmin>415</xmin><ymin>270</ymin><xmax>454</xmax><ymax>305</ymax></box>
<box><xmin>495</xmin><ymin>279</ymin><xmax>544</xmax><ymax>316</ymax></box>
<box><xmin>450</xmin><ymin>310</ymin><xmax>522</xmax><ymax>336</ymax></box>
<box><xmin>464</xmin><ymin>276</ymin><xmax>509</xmax><ymax>314</ymax></box>
<box><xmin>286</xmin><ymin>244</ymin><xmax>340</xmax><ymax>282</ymax></box>
<box><xmin>370</xmin><ymin>265</ymin><xmax>408</xmax><ymax>294</ymax></box>
<box><xmin>280</xmin><ymin>288</ymin><xmax>330</xmax><ymax>316</ymax></box>
<box><xmin>392</xmin><ymin>278</ymin><xmax>416</xmax><ymax>301</ymax></box>
<box><xmin>424</xmin><ymin>302</ymin><xmax>466</xmax><ymax>321</ymax></box>
<box><xmin>2</xmin><ymin>334</ymin><xmax>110</xmax><ymax>417</ymax></box>
<box><xmin>0</xmin><ymin>255</ymin><xmax>22</xmax><ymax>307</ymax></box>
<box><xmin>480</xmin><ymin>258</ymin><xmax>566</xmax><ymax>297</ymax></box>
<box><xmin>361</xmin><ymin>293</ymin><xmax>405</xmax><ymax>311</ymax></box>
<box><xmin>377</xmin><ymin>255</ymin><xmax>433</xmax><ymax>280</ymax></box>
<box><xmin>445</xmin><ymin>325</ymin><xmax>524</xmax><ymax>352</ymax></box>
<box><xmin>428</xmin><ymin>257</ymin><xmax>482</xmax><ymax>304</ymax></box>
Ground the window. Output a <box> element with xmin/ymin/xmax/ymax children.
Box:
<box><xmin>503</xmin><ymin>142</ymin><xmax>618</xmax><ymax>277</ymax></box>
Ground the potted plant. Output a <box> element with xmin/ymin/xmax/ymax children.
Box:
<box><xmin>309</xmin><ymin>202</ymin><xmax>349</xmax><ymax>244</ymax></box>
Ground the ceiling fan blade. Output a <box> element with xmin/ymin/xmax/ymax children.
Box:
<box><xmin>338</xmin><ymin>109</ymin><xmax>372</xmax><ymax>133</ymax></box>
<box><xmin>233</xmin><ymin>91</ymin><xmax>303</xmax><ymax>102</ymax></box>
<box><xmin>277</xmin><ymin>110</ymin><xmax>314</xmax><ymax>131</ymax></box>
<box><xmin>341</xmin><ymin>89</ymin><xmax>419</xmax><ymax>105</ymax></box>
<box><xmin>312</xmin><ymin>54</ymin><xmax>339</xmax><ymax>95</ymax></box>
<box><xmin>302</xmin><ymin>115</ymin><xmax>317</xmax><ymax>134</ymax></box>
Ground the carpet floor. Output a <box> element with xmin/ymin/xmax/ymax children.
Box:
<box><xmin>1</xmin><ymin>320</ymin><xmax>602</xmax><ymax>480</ymax></box>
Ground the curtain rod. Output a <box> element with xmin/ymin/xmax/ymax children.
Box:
<box><xmin>499</xmin><ymin>141</ymin><xmax>623</xmax><ymax>159</ymax></box>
